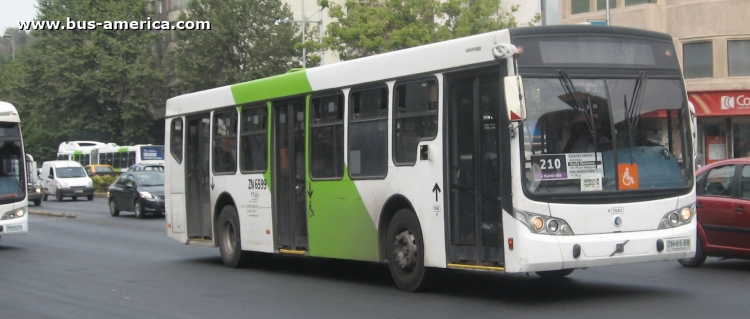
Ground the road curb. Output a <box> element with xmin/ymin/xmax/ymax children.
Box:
<box><xmin>28</xmin><ymin>210</ymin><xmax>77</xmax><ymax>218</ymax></box>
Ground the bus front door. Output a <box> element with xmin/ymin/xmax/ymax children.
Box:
<box><xmin>185</xmin><ymin>115</ymin><xmax>212</xmax><ymax>240</ymax></box>
<box><xmin>273</xmin><ymin>99</ymin><xmax>308</xmax><ymax>252</ymax></box>
<box><xmin>446</xmin><ymin>69</ymin><xmax>504</xmax><ymax>266</ymax></box>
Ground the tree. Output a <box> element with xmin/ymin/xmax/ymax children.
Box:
<box><xmin>320</xmin><ymin>0</ymin><xmax>536</xmax><ymax>61</ymax></box>
<box><xmin>169</xmin><ymin>0</ymin><xmax>302</xmax><ymax>94</ymax></box>
<box><xmin>0</xmin><ymin>0</ymin><xmax>165</xmax><ymax>161</ymax></box>
<box><xmin>0</xmin><ymin>28</ymin><xmax>34</xmax><ymax>70</ymax></box>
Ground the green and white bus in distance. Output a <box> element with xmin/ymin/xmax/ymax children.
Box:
<box><xmin>94</xmin><ymin>144</ymin><xmax>165</xmax><ymax>172</ymax></box>
<box><xmin>0</xmin><ymin>101</ymin><xmax>29</xmax><ymax>238</ymax></box>
<box><xmin>57</xmin><ymin>141</ymin><xmax>116</xmax><ymax>166</ymax></box>
<box><xmin>165</xmin><ymin>25</ymin><xmax>696</xmax><ymax>291</ymax></box>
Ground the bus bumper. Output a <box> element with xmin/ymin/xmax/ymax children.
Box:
<box><xmin>505</xmin><ymin>220</ymin><xmax>696</xmax><ymax>273</ymax></box>
<box><xmin>0</xmin><ymin>211</ymin><xmax>28</xmax><ymax>236</ymax></box>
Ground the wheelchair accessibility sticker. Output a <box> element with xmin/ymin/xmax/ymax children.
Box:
<box><xmin>618</xmin><ymin>163</ymin><xmax>639</xmax><ymax>190</ymax></box>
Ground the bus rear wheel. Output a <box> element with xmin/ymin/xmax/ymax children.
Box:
<box><xmin>386</xmin><ymin>209</ymin><xmax>426</xmax><ymax>292</ymax></box>
<box><xmin>217</xmin><ymin>205</ymin><xmax>250</xmax><ymax>268</ymax></box>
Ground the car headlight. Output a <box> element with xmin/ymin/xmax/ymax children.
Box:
<box><xmin>87</xmin><ymin>181</ymin><xmax>94</xmax><ymax>188</ymax></box>
<box><xmin>658</xmin><ymin>204</ymin><xmax>694</xmax><ymax>229</ymax></box>
<box><xmin>57</xmin><ymin>181</ymin><xmax>69</xmax><ymax>188</ymax></box>
<box><xmin>515</xmin><ymin>209</ymin><xmax>574</xmax><ymax>235</ymax></box>
<box><xmin>1</xmin><ymin>207</ymin><xmax>27</xmax><ymax>220</ymax></box>
<box><xmin>35</xmin><ymin>187</ymin><xmax>41</xmax><ymax>193</ymax></box>
<box><xmin>139</xmin><ymin>191</ymin><xmax>154</xmax><ymax>199</ymax></box>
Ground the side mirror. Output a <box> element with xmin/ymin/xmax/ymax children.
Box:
<box><xmin>504</xmin><ymin>75</ymin><xmax>526</xmax><ymax>122</ymax></box>
<box><xmin>48</xmin><ymin>174</ymin><xmax>53</xmax><ymax>179</ymax></box>
<box><xmin>126</xmin><ymin>181</ymin><xmax>134</xmax><ymax>188</ymax></box>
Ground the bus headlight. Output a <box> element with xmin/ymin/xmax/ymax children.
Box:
<box><xmin>515</xmin><ymin>209</ymin><xmax>574</xmax><ymax>236</ymax></box>
<box><xmin>1</xmin><ymin>207</ymin><xmax>27</xmax><ymax>220</ymax></box>
<box><xmin>680</xmin><ymin>207</ymin><xmax>692</xmax><ymax>222</ymax></box>
<box><xmin>658</xmin><ymin>204</ymin><xmax>695</xmax><ymax>229</ymax></box>
<box><xmin>532</xmin><ymin>217</ymin><xmax>544</xmax><ymax>231</ymax></box>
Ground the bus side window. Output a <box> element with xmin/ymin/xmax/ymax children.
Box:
<box><xmin>393</xmin><ymin>79</ymin><xmax>438</xmax><ymax>165</ymax></box>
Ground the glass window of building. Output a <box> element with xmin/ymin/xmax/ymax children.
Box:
<box><xmin>728</xmin><ymin>40</ymin><xmax>750</xmax><ymax>77</ymax></box>
<box><xmin>683</xmin><ymin>42</ymin><xmax>713</xmax><ymax>79</ymax></box>
<box><xmin>571</xmin><ymin>0</ymin><xmax>589</xmax><ymax>14</ymax></box>
<box><xmin>625</xmin><ymin>0</ymin><xmax>655</xmax><ymax>5</ymax></box>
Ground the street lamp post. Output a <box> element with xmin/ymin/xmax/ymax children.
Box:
<box><xmin>275</xmin><ymin>3</ymin><xmax>323</xmax><ymax>68</ymax></box>
<box><xmin>2</xmin><ymin>35</ymin><xmax>14</xmax><ymax>61</ymax></box>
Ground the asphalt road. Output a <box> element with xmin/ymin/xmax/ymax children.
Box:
<box><xmin>1</xmin><ymin>197</ymin><xmax>749</xmax><ymax>319</ymax></box>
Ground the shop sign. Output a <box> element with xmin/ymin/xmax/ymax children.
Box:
<box><xmin>689</xmin><ymin>91</ymin><xmax>750</xmax><ymax>116</ymax></box>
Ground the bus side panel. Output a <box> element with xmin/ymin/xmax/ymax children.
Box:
<box><xmin>223</xmin><ymin>173</ymin><xmax>274</xmax><ymax>253</ymax></box>
<box><xmin>307</xmin><ymin>176</ymin><xmax>379</xmax><ymax>261</ymax></box>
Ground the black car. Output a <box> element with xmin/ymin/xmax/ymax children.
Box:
<box><xmin>127</xmin><ymin>164</ymin><xmax>164</xmax><ymax>172</ymax></box>
<box><xmin>108</xmin><ymin>171</ymin><xmax>165</xmax><ymax>218</ymax></box>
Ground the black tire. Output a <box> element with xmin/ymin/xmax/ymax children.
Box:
<box><xmin>536</xmin><ymin>268</ymin><xmax>575</xmax><ymax>279</ymax></box>
<box><xmin>134</xmin><ymin>201</ymin><xmax>144</xmax><ymax>219</ymax></box>
<box><xmin>33</xmin><ymin>199</ymin><xmax>41</xmax><ymax>206</ymax></box>
<box><xmin>87</xmin><ymin>195</ymin><xmax>94</xmax><ymax>201</ymax></box>
<box><xmin>42</xmin><ymin>193</ymin><xmax>48</xmax><ymax>201</ymax></box>
<box><xmin>678</xmin><ymin>235</ymin><xmax>707</xmax><ymax>268</ymax></box>
<box><xmin>109</xmin><ymin>200</ymin><xmax>120</xmax><ymax>217</ymax></box>
<box><xmin>56</xmin><ymin>190</ymin><xmax>63</xmax><ymax>202</ymax></box>
<box><xmin>386</xmin><ymin>209</ymin><xmax>426</xmax><ymax>292</ymax></box>
<box><xmin>217</xmin><ymin>205</ymin><xmax>250</xmax><ymax>268</ymax></box>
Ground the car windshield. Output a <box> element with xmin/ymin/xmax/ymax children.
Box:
<box><xmin>97</xmin><ymin>166</ymin><xmax>113</xmax><ymax>172</ymax></box>
<box><xmin>56</xmin><ymin>167</ymin><xmax>87</xmax><ymax>178</ymax></box>
<box><xmin>137</xmin><ymin>172</ymin><xmax>164</xmax><ymax>186</ymax></box>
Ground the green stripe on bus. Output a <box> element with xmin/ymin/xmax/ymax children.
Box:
<box><xmin>230</xmin><ymin>70</ymin><xmax>313</xmax><ymax>105</ymax></box>
<box><xmin>307</xmin><ymin>171</ymin><xmax>379</xmax><ymax>261</ymax></box>
<box><xmin>118</xmin><ymin>147</ymin><xmax>129</xmax><ymax>152</ymax></box>
<box><xmin>74</xmin><ymin>150</ymin><xmax>82</xmax><ymax>155</ymax></box>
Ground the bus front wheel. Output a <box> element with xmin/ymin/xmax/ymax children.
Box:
<box><xmin>386</xmin><ymin>209</ymin><xmax>426</xmax><ymax>292</ymax></box>
<box><xmin>217</xmin><ymin>205</ymin><xmax>250</xmax><ymax>268</ymax></box>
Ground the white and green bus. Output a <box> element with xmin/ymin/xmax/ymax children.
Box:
<box><xmin>94</xmin><ymin>144</ymin><xmax>164</xmax><ymax>171</ymax></box>
<box><xmin>0</xmin><ymin>101</ymin><xmax>29</xmax><ymax>238</ymax></box>
<box><xmin>164</xmin><ymin>25</ymin><xmax>696</xmax><ymax>291</ymax></box>
<box><xmin>57</xmin><ymin>141</ymin><xmax>115</xmax><ymax>166</ymax></box>
<box><xmin>58</xmin><ymin>142</ymin><xmax>164</xmax><ymax>172</ymax></box>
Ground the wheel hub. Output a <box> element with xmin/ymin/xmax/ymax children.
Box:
<box><xmin>393</xmin><ymin>230</ymin><xmax>417</xmax><ymax>270</ymax></box>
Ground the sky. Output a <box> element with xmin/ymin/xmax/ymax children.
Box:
<box><xmin>0</xmin><ymin>0</ymin><xmax>38</xmax><ymax>33</ymax></box>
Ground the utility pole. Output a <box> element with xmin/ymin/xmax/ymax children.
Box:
<box><xmin>2</xmin><ymin>35</ymin><xmax>14</xmax><ymax>61</ymax></box>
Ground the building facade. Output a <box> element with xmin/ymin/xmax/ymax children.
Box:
<box><xmin>560</xmin><ymin>0</ymin><xmax>750</xmax><ymax>165</ymax></box>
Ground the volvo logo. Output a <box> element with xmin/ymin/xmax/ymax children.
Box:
<box><xmin>614</xmin><ymin>216</ymin><xmax>622</xmax><ymax>227</ymax></box>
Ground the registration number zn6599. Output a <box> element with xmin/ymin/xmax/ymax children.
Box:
<box><xmin>666</xmin><ymin>238</ymin><xmax>690</xmax><ymax>252</ymax></box>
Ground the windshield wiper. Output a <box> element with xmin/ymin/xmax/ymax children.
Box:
<box><xmin>623</xmin><ymin>71</ymin><xmax>649</xmax><ymax>161</ymax></box>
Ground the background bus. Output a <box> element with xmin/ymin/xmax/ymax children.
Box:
<box><xmin>93</xmin><ymin>145</ymin><xmax>164</xmax><ymax>172</ymax></box>
<box><xmin>0</xmin><ymin>101</ymin><xmax>28</xmax><ymax>238</ymax></box>
<box><xmin>57</xmin><ymin>141</ymin><xmax>116</xmax><ymax>166</ymax></box>
<box><xmin>57</xmin><ymin>142</ymin><xmax>164</xmax><ymax>172</ymax></box>
<box><xmin>164</xmin><ymin>25</ymin><xmax>696</xmax><ymax>291</ymax></box>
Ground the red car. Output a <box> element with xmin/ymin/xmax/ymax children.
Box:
<box><xmin>679</xmin><ymin>158</ymin><xmax>750</xmax><ymax>267</ymax></box>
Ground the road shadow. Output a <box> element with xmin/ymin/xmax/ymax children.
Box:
<box><xmin>182</xmin><ymin>253</ymin><xmax>671</xmax><ymax>302</ymax></box>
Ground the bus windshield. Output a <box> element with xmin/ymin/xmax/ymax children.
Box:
<box><xmin>521</xmin><ymin>76</ymin><xmax>692</xmax><ymax>197</ymax></box>
<box><xmin>0</xmin><ymin>124</ymin><xmax>25</xmax><ymax>202</ymax></box>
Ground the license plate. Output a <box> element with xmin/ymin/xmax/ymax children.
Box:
<box><xmin>6</xmin><ymin>224</ymin><xmax>23</xmax><ymax>232</ymax></box>
<box><xmin>666</xmin><ymin>238</ymin><xmax>691</xmax><ymax>252</ymax></box>
<box><xmin>74</xmin><ymin>190</ymin><xmax>83</xmax><ymax>193</ymax></box>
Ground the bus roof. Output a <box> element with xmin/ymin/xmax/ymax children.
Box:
<box><xmin>165</xmin><ymin>25</ymin><xmax>675</xmax><ymax>118</ymax></box>
<box><xmin>0</xmin><ymin>101</ymin><xmax>21</xmax><ymax>123</ymax></box>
